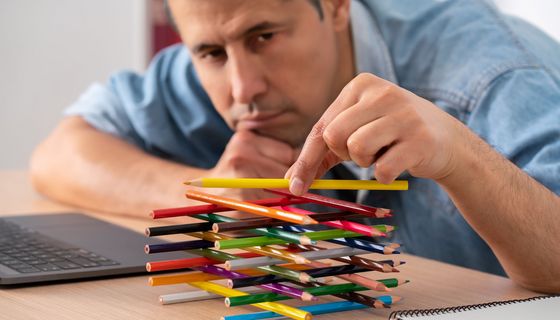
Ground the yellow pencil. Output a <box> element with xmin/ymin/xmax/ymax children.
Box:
<box><xmin>185</xmin><ymin>190</ymin><xmax>319</xmax><ymax>225</ymax></box>
<box><xmin>189</xmin><ymin>281</ymin><xmax>311</xmax><ymax>320</ymax></box>
<box><xmin>185</xmin><ymin>178</ymin><xmax>408</xmax><ymax>190</ymax></box>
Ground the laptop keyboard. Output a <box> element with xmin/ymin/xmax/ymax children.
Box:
<box><xmin>0</xmin><ymin>218</ymin><xmax>119</xmax><ymax>274</ymax></box>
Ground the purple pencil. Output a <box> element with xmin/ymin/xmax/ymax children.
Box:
<box><xmin>196</xmin><ymin>264</ymin><xmax>316</xmax><ymax>301</ymax></box>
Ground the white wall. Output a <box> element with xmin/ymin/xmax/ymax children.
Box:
<box><xmin>0</xmin><ymin>0</ymin><xmax>149</xmax><ymax>169</ymax></box>
<box><xmin>494</xmin><ymin>0</ymin><xmax>560</xmax><ymax>41</ymax></box>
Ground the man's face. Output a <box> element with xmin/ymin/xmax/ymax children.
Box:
<box><xmin>169</xmin><ymin>0</ymin><xmax>351</xmax><ymax>147</ymax></box>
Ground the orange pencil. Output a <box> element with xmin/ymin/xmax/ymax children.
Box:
<box><xmin>186</xmin><ymin>190</ymin><xmax>318</xmax><ymax>225</ymax></box>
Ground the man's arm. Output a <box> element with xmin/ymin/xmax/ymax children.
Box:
<box><xmin>30</xmin><ymin>116</ymin><xmax>205</xmax><ymax>216</ymax></box>
<box><xmin>287</xmin><ymin>73</ymin><xmax>560</xmax><ymax>293</ymax></box>
<box><xmin>437</xmin><ymin>125</ymin><xmax>560</xmax><ymax>293</ymax></box>
<box><xmin>31</xmin><ymin>117</ymin><xmax>297</xmax><ymax>218</ymax></box>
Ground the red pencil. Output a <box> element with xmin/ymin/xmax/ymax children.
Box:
<box><xmin>151</xmin><ymin>196</ymin><xmax>306</xmax><ymax>219</ymax></box>
<box><xmin>265</xmin><ymin>189</ymin><xmax>392</xmax><ymax>218</ymax></box>
<box><xmin>146</xmin><ymin>252</ymin><xmax>260</xmax><ymax>272</ymax></box>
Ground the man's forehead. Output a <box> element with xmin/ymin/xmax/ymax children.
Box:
<box><xmin>170</xmin><ymin>0</ymin><xmax>302</xmax><ymax>44</ymax></box>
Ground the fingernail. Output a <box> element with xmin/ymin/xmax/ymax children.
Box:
<box><xmin>290</xmin><ymin>177</ymin><xmax>305</xmax><ymax>196</ymax></box>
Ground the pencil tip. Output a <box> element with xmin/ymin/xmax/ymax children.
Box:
<box><xmin>302</xmin><ymin>292</ymin><xmax>316</xmax><ymax>301</ymax></box>
<box><xmin>300</xmin><ymin>236</ymin><xmax>313</xmax><ymax>246</ymax></box>
<box><xmin>144</xmin><ymin>245</ymin><xmax>150</xmax><ymax>254</ymax></box>
<box><xmin>145</xmin><ymin>228</ymin><xmax>151</xmax><ymax>236</ymax></box>
<box><xmin>145</xmin><ymin>263</ymin><xmax>151</xmax><ymax>272</ymax></box>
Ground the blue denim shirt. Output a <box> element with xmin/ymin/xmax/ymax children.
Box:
<box><xmin>66</xmin><ymin>0</ymin><xmax>560</xmax><ymax>276</ymax></box>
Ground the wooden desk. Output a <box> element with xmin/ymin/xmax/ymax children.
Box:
<box><xmin>0</xmin><ymin>171</ymin><xmax>538</xmax><ymax>319</ymax></box>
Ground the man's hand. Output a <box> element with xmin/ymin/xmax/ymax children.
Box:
<box><xmin>208</xmin><ymin>130</ymin><xmax>298</xmax><ymax>200</ymax></box>
<box><xmin>286</xmin><ymin>73</ymin><xmax>465</xmax><ymax>195</ymax></box>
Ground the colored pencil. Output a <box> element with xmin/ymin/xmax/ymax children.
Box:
<box><xmin>212</xmin><ymin>211</ymin><xmax>362</xmax><ymax>233</ymax></box>
<box><xmin>225</xmin><ymin>246</ymin><xmax>373</xmax><ymax>270</ymax></box>
<box><xmin>188</xmin><ymin>281</ymin><xmax>311</xmax><ymax>320</ymax></box>
<box><xmin>190</xmin><ymin>213</ymin><xmax>314</xmax><ymax>245</ymax></box>
<box><xmin>226</xmin><ymin>282</ymin><xmax>371</xmax><ymax>307</ymax></box>
<box><xmin>191</xmin><ymin>232</ymin><xmax>310</xmax><ymax>264</ymax></box>
<box><xmin>282</xmin><ymin>224</ymin><xmax>400</xmax><ymax>254</ymax></box>
<box><xmin>221</xmin><ymin>301</ymin><xmax>369</xmax><ymax>320</ymax></box>
<box><xmin>144</xmin><ymin>239</ymin><xmax>213</xmax><ymax>254</ymax></box>
<box><xmin>151</xmin><ymin>197</ymin><xmax>306</xmax><ymax>219</ymax></box>
<box><xmin>186</xmin><ymin>190</ymin><xmax>318</xmax><ymax>225</ymax></box>
<box><xmin>280</xmin><ymin>206</ymin><xmax>387</xmax><ymax>237</ymax></box>
<box><xmin>146</xmin><ymin>252</ymin><xmax>260</xmax><ymax>272</ymax></box>
<box><xmin>197</xmin><ymin>264</ymin><xmax>315</xmax><ymax>301</ymax></box>
<box><xmin>159</xmin><ymin>287</ymin><xmax>263</xmax><ymax>305</ymax></box>
<box><xmin>188</xmin><ymin>248</ymin><xmax>315</xmax><ymax>284</ymax></box>
<box><xmin>290</xmin><ymin>244</ymin><xmax>401</xmax><ymax>273</ymax></box>
<box><xmin>146</xmin><ymin>222</ymin><xmax>213</xmax><ymax>236</ymax></box>
<box><xmin>228</xmin><ymin>265</ymin><xmax>371</xmax><ymax>288</ymax></box>
<box><xmin>186</xmin><ymin>178</ymin><xmax>408</xmax><ymax>191</ymax></box>
<box><xmin>265</xmin><ymin>189</ymin><xmax>393</xmax><ymax>217</ymax></box>
<box><xmin>298</xmin><ymin>281</ymin><xmax>394</xmax><ymax>308</ymax></box>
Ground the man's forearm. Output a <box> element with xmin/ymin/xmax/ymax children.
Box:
<box><xmin>30</xmin><ymin>117</ymin><xmax>207</xmax><ymax>217</ymax></box>
<box><xmin>437</xmin><ymin>128</ymin><xmax>560</xmax><ymax>293</ymax></box>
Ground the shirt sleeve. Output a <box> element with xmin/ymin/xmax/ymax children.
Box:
<box><xmin>467</xmin><ymin>67</ymin><xmax>560</xmax><ymax>195</ymax></box>
<box><xmin>64</xmin><ymin>44</ymin><xmax>232</xmax><ymax>168</ymax></box>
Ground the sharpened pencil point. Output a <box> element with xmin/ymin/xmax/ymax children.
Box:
<box><xmin>145</xmin><ymin>263</ymin><xmax>151</xmax><ymax>272</ymax></box>
<box><xmin>224</xmin><ymin>261</ymin><xmax>232</xmax><ymax>271</ymax></box>
<box><xmin>302</xmin><ymin>216</ymin><xmax>319</xmax><ymax>225</ymax></box>
<box><xmin>300</xmin><ymin>236</ymin><xmax>313</xmax><ymax>246</ymax></box>
<box><xmin>299</xmin><ymin>272</ymin><xmax>312</xmax><ymax>283</ymax></box>
<box><xmin>145</xmin><ymin>228</ymin><xmax>151</xmax><ymax>236</ymax></box>
<box><xmin>224</xmin><ymin>298</ymin><xmax>231</xmax><ymax>307</ymax></box>
<box><xmin>301</xmin><ymin>292</ymin><xmax>316</xmax><ymax>302</ymax></box>
<box><xmin>226</xmin><ymin>279</ymin><xmax>233</xmax><ymax>289</ymax></box>
<box><xmin>144</xmin><ymin>245</ymin><xmax>150</xmax><ymax>254</ymax></box>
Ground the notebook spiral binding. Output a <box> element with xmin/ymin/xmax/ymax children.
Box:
<box><xmin>388</xmin><ymin>295</ymin><xmax>558</xmax><ymax>319</ymax></box>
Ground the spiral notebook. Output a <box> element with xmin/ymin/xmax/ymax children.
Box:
<box><xmin>389</xmin><ymin>296</ymin><xmax>560</xmax><ymax>320</ymax></box>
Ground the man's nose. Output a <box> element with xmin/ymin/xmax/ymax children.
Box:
<box><xmin>228</xmin><ymin>52</ymin><xmax>267</xmax><ymax>105</ymax></box>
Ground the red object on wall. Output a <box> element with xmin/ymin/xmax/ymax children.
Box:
<box><xmin>151</xmin><ymin>0</ymin><xmax>181</xmax><ymax>57</ymax></box>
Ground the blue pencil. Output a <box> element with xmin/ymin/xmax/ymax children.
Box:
<box><xmin>221</xmin><ymin>301</ymin><xmax>368</xmax><ymax>320</ymax></box>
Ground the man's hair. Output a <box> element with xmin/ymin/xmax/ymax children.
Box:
<box><xmin>164</xmin><ymin>0</ymin><xmax>324</xmax><ymax>33</ymax></box>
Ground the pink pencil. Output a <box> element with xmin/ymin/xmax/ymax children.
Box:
<box><xmin>265</xmin><ymin>189</ymin><xmax>392</xmax><ymax>218</ymax></box>
<box><xmin>280</xmin><ymin>206</ymin><xmax>387</xmax><ymax>237</ymax></box>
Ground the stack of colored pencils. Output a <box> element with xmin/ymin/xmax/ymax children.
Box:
<box><xmin>145</xmin><ymin>178</ymin><xmax>409</xmax><ymax>320</ymax></box>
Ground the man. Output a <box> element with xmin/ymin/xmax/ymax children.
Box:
<box><xmin>31</xmin><ymin>0</ymin><xmax>560</xmax><ymax>293</ymax></box>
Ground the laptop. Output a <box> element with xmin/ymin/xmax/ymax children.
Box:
<box><xmin>0</xmin><ymin>212</ymin><xmax>187</xmax><ymax>286</ymax></box>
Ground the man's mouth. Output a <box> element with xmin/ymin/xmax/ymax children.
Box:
<box><xmin>235</xmin><ymin>110</ymin><xmax>286</xmax><ymax>130</ymax></box>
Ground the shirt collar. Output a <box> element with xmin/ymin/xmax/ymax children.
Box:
<box><xmin>350</xmin><ymin>0</ymin><xmax>398</xmax><ymax>84</ymax></box>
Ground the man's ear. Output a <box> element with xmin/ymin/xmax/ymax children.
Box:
<box><xmin>323</xmin><ymin>0</ymin><xmax>351</xmax><ymax>31</ymax></box>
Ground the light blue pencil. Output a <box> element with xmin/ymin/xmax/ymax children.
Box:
<box><xmin>220</xmin><ymin>301</ymin><xmax>368</xmax><ymax>320</ymax></box>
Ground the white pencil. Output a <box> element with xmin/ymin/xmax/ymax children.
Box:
<box><xmin>159</xmin><ymin>286</ymin><xmax>263</xmax><ymax>305</ymax></box>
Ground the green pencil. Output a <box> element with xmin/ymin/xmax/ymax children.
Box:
<box><xmin>226</xmin><ymin>279</ymin><xmax>407</xmax><ymax>307</ymax></box>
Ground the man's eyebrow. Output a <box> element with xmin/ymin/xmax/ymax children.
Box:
<box><xmin>191</xmin><ymin>21</ymin><xmax>285</xmax><ymax>55</ymax></box>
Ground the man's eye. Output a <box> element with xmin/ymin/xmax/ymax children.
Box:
<box><xmin>257</xmin><ymin>33</ymin><xmax>274</xmax><ymax>43</ymax></box>
<box><xmin>201</xmin><ymin>49</ymin><xmax>226</xmax><ymax>60</ymax></box>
